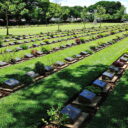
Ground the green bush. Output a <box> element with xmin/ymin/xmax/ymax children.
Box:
<box><xmin>20</xmin><ymin>44</ymin><xmax>28</xmax><ymax>50</ymax></box>
<box><xmin>90</xmin><ymin>45</ymin><xmax>96</xmax><ymax>50</ymax></box>
<box><xmin>42</xmin><ymin>47</ymin><xmax>49</xmax><ymax>54</ymax></box>
<box><xmin>44</xmin><ymin>39</ymin><xmax>49</xmax><ymax>43</ymax></box>
<box><xmin>86</xmin><ymin>85</ymin><xmax>101</xmax><ymax>94</ymax></box>
<box><xmin>21</xmin><ymin>74</ymin><xmax>33</xmax><ymax>85</ymax></box>
<box><xmin>86</xmin><ymin>49</ymin><xmax>93</xmax><ymax>54</ymax></box>
<box><xmin>34</xmin><ymin>61</ymin><xmax>45</xmax><ymax>75</ymax></box>
<box><xmin>80</xmin><ymin>38</ymin><xmax>85</xmax><ymax>43</ymax></box>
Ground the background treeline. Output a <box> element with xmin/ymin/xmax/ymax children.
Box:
<box><xmin>0</xmin><ymin>0</ymin><xmax>128</xmax><ymax>26</ymax></box>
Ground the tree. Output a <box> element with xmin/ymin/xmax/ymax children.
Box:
<box><xmin>113</xmin><ymin>6</ymin><xmax>125</xmax><ymax>21</ymax></box>
<box><xmin>122</xmin><ymin>14</ymin><xmax>128</xmax><ymax>21</ymax></box>
<box><xmin>81</xmin><ymin>8</ymin><xmax>88</xmax><ymax>28</ymax></box>
<box><xmin>0</xmin><ymin>0</ymin><xmax>17</xmax><ymax>35</ymax></box>
<box><xmin>96</xmin><ymin>5</ymin><xmax>106</xmax><ymax>27</ymax></box>
<box><xmin>61</xmin><ymin>7</ymin><xmax>70</xmax><ymax>21</ymax></box>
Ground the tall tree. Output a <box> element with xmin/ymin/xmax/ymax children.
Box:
<box><xmin>0</xmin><ymin>0</ymin><xmax>17</xmax><ymax>35</ymax></box>
<box><xmin>81</xmin><ymin>8</ymin><xmax>88</xmax><ymax>28</ymax></box>
<box><xmin>96</xmin><ymin>5</ymin><xmax>106</xmax><ymax>27</ymax></box>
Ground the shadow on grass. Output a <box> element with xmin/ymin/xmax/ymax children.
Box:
<box><xmin>1</xmin><ymin>63</ymin><xmax>108</xmax><ymax>128</ymax></box>
<box><xmin>86</xmin><ymin>71</ymin><xmax>128</xmax><ymax>128</ymax></box>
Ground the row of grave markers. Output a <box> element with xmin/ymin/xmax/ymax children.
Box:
<box><xmin>0</xmin><ymin>28</ymin><xmax>127</xmax><ymax>69</ymax></box>
<box><xmin>60</xmin><ymin>54</ymin><xmax>128</xmax><ymax>128</ymax></box>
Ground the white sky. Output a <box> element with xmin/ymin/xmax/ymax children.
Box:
<box><xmin>50</xmin><ymin>0</ymin><xmax>128</xmax><ymax>13</ymax></box>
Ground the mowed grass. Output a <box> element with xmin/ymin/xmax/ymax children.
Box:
<box><xmin>87</xmin><ymin>71</ymin><xmax>128</xmax><ymax>128</ymax></box>
<box><xmin>0</xmin><ymin>32</ymin><xmax>126</xmax><ymax>80</ymax></box>
<box><xmin>0</xmin><ymin>23</ymin><xmax>120</xmax><ymax>35</ymax></box>
<box><xmin>0</xmin><ymin>37</ymin><xmax>128</xmax><ymax>128</ymax></box>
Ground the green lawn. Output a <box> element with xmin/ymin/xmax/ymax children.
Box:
<box><xmin>0</xmin><ymin>37</ymin><xmax>128</xmax><ymax>128</ymax></box>
<box><xmin>87</xmin><ymin>71</ymin><xmax>128</xmax><ymax>128</ymax></box>
<box><xmin>0</xmin><ymin>23</ymin><xmax>120</xmax><ymax>35</ymax></box>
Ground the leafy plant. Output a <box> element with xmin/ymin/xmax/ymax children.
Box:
<box><xmin>20</xmin><ymin>44</ymin><xmax>28</xmax><ymax>50</ymax></box>
<box><xmin>44</xmin><ymin>39</ymin><xmax>49</xmax><ymax>44</ymax></box>
<box><xmin>90</xmin><ymin>45</ymin><xmax>96</xmax><ymax>50</ymax></box>
<box><xmin>80</xmin><ymin>37</ymin><xmax>85</xmax><ymax>43</ymax></box>
<box><xmin>42</xmin><ymin>105</ymin><xmax>69</xmax><ymax>128</ymax></box>
<box><xmin>34</xmin><ymin>61</ymin><xmax>45</xmax><ymax>75</ymax></box>
<box><xmin>73</xmin><ymin>35</ymin><xmax>77</xmax><ymax>38</ymax></box>
<box><xmin>42</xmin><ymin>47</ymin><xmax>49</xmax><ymax>54</ymax></box>
<box><xmin>110</xmin><ymin>31</ymin><xmax>115</xmax><ymax>35</ymax></box>
<box><xmin>20</xmin><ymin>74</ymin><xmax>33</xmax><ymax>85</ymax></box>
<box><xmin>86</xmin><ymin>85</ymin><xmax>101</xmax><ymax>94</ymax></box>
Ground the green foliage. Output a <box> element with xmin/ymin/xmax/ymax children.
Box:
<box><xmin>42</xmin><ymin>105</ymin><xmax>69</xmax><ymax>126</ymax></box>
<box><xmin>80</xmin><ymin>37</ymin><xmax>85</xmax><ymax>43</ymax></box>
<box><xmin>34</xmin><ymin>61</ymin><xmax>45</xmax><ymax>75</ymax></box>
<box><xmin>20</xmin><ymin>74</ymin><xmax>33</xmax><ymax>85</ymax></box>
<box><xmin>86</xmin><ymin>85</ymin><xmax>101</xmax><ymax>94</ymax></box>
<box><xmin>20</xmin><ymin>44</ymin><xmax>28</xmax><ymax>50</ymax></box>
<box><xmin>44</xmin><ymin>39</ymin><xmax>49</xmax><ymax>43</ymax></box>
<box><xmin>42</xmin><ymin>47</ymin><xmax>49</xmax><ymax>54</ymax></box>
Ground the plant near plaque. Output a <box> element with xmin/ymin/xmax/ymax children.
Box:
<box><xmin>44</xmin><ymin>39</ymin><xmax>49</xmax><ymax>44</ymax></box>
<box><xmin>86</xmin><ymin>85</ymin><xmax>101</xmax><ymax>94</ymax></box>
<box><xmin>20</xmin><ymin>44</ymin><xmax>28</xmax><ymax>50</ymax></box>
<box><xmin>75</xmin><ymin>38</ymin><xmax>81</xmax><ymax>44</ymax></box>
<box><xmin>34</xmin><ymin>61</ymin><xmax>45</xmax><ymax>75</ymax></box>
<box><xmin>110</xmin><ymin>31</ymin><xmax>115</xmax><ymax>35</ymax></box>
<box><xmin>90</xmin><ymin>45</ymin><xmax>96</xmax><ymax>51</ymax></box>
<box><xmin>20</xmin><ymin>74</ymin><xmax>33</xmax><ymax>85</ymax></box>
<box><xmin>80</xmin><ymin>37</ymin><xmax>85</xmax><ymax>43</ymax></box>
<box><xmin>42</xmin><ymin>47</ymin><xmax>49</xmax><ymax>54</ymax></box>
<box><xmin>41</xmin><ymin>105</ymin><xmax>69</xmax><ymax>128</ymax></box>
<box><xmin>86</xmin><ymin>49</ymin><xmax>93</xmax><ymax>54</ymax></box>
<box><xmin>73</xmin><ymin>35</ymin><xmax>77</xmax><ymax>38</ymax></box>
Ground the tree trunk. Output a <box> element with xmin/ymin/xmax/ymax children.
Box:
<box><xmin>57</xmin><ymin>20</ymin><xmax>60</xmax><ymax>31</ymax></box>
<box><xmin>5</xmin><ymin>10</ymin><xmax>9</xmax><ymax>35</ymax></box>
<box><xmin>83</xmin><ymin>21</ymin><xmax>86</xmax><ymax>29</ymax></box>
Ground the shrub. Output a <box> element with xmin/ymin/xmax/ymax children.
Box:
<box><xmin>20</xmin><ymin>44</ymin><xmax>28</xmax><ymax>50</ymax></box>
<box><xmin>42</xmin><ymin>47</ymin><xmax>49</xmax><ymax>54</ymax></box>
<box><xmin>42</xmin><ymin>105</ymin><xmax>69</xmax><ymax>127</ymax></box>
<box><xmin>86</xmin><ymin>49</ymin><xmax>93</xmax><ymax>54</ymax></box>
<box><xmin>110</xmin><ymin>31</ymin><xmax>115</xmax><ymax>35</ymax></box>
<box><xmin>75</xmin><ymin>38</ymin><xmax>81</xmax><ymax>44</ymax></box>
<box><xmin>90</xmin><ymin>45</ymin><xmax>96</xmax><ymax>50</ymax></box>
<box><xmin>80</xmin><ymin>38</ymin><xmax>85</xmax><ymax>43</ymax></box>
<box><xmin>86</xmin><ymin>86</ymin><xmax>101</xmax><ymax>94</ymax></box>
<box><xmin>50</xmin><ymin>34</ymin><xmax>54</xmax><ymax>38</ymax></box>
<box><xmin>34</xmin><ymin>61</ymin><xmax>45</xmax><ymax>75</ymax></box>
<box><xmin>73</xmin><ymin>35</ymin><xmax>77</xmax><ymax>38</ymax></box>
<box><xmin>20</xmin><ymin>74</ymin><xmax>33</xmax><ymax>85</ymax></box>
<box><xmin>44</xmin><ymin>39</ymin><xmax>49</xmax><ymax>44</ymax></box>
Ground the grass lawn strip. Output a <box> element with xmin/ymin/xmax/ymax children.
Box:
<box><xmin>0</xmin><ymin>37</ymin><xmax>128</xmax><ymax>128</ymax></box>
